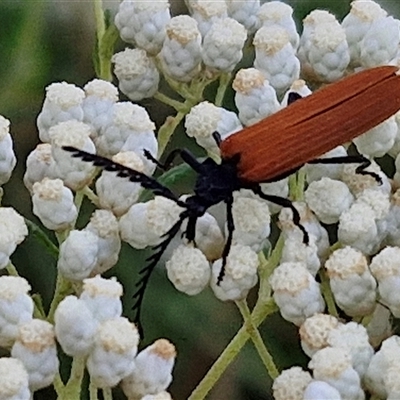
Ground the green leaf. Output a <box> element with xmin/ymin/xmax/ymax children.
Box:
<box><xmin>24</xmin><ymin>218</ymin><xmax>59</xmax><ymax>259</ymax></box>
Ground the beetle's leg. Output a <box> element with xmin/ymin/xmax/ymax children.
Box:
<box><xmin>218</xmin><ymin>195</ymin><xmax>235</xmax><ymax>284</ymax></box>
<box><xmin>143</xmin><ymin>149</ymin><xmax>183</xmax><ymax>171</ymax></box>
<box><xmin>251</xmin><ymin>185</ymin><xmax>309</xmax><ymax>244</ymax></box>
<box><xmin>183</xmin><ymin>215</ymin><xmax>198</xmax><ymax>246</ymax></box>
<box><xmin>133</xmin><ymin>210</ymin><xmax>190</xmax><ymax>333</ymax></box>
<box><xmin>307</xmin><ymin>155</ymin><xmax>382</xmax><ymax>183</ymax></box>
<box><xmin>63</xmin><ymin>146</ymin><xmax>187</xmax><ymax>207</ymax></box>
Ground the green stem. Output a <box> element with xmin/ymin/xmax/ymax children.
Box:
<box><xmin>89</xmin><ymin>381</ymin><xmax>98</xmax><ymax>400</ymax></box>
<box><xmin>215</xmin><ymin>73</ymin><xmax>232</xmax><ymax>107</ymax></box>
<box><xmin>154</xmin><ymin>91</ymin><xmax>187</xmax><ymax>112</ymax></box>
<box><xmin>82</xmin><ymin>186</ymin><xmax>100</xmax><ymax>208</ymax></box>
<box><xmin>47</xmin><ymin>274</ymin><xmax>74</xmax><ymax>324</ymax></box>
<box><xmin>319</xmin><ymin>268</ymin><xmax>338</xmax><ymax>318</ymax></box>
<box><xmin>53</xmin><ymin>373</ymin><xmax>65</xmax><ymax>396</ymax></box>
<box><xmin>59</xmin><ymin>356</ymin><xmax>86</xmax><ymax>400</ymax></box>
<box><xmin>236</xmin><ymin>300</ymin><xmax>279</xmax><ymax>379</ymax></box>
<box><xmin>102</xmin><ymin>387</ymin><xmax>112</xmax><ymax>400</ymax></box>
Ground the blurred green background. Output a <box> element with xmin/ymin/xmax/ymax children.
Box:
<box><xmin>1</xmin><ymin>1</ymin><xmax>400</xmax><ymax>399</ymax></box>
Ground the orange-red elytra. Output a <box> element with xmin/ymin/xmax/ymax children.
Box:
<box><xmin>64</xmin><ymin>65</ymin><xmax>400</xmax><ymax>329</ymax></box>
<box><xmin>221</xmin><ymin>65</ymin><xmax>400</xmax><ymax>183</ymax></box>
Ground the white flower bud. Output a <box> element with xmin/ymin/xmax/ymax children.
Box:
<box><xmin>226</xmin><ymin>0</ymin><xmax>259</xmax><ymax>33</ymax></box>
<box><xmin>119</xmin><ymin>196</ymin><xmax>183</xmax><ymax>249</ymax></box>
<box><xmin>159</xmin><ymin>15</ymin><xmax>202</xmax><ymax>82</ymax></box>
<box><xmin>166</xmin><ymin>244</ymin><xmax>210</xmax><ymax>296</ymax></box>
<box><xmin>342</xmin><ymin>0</ymin><xmax>387</xmax><ymax>67</ymax></box>
<box><xmin>304</xmin><ymin>145</ymin><xmax>347</xmax><ymax>183</ymax></box>
<box><xmin>202</xmin><ymin>18</ymin><xmax>247</xmax><ymax>73</ymax></box>
<box><xmin>299</xmin><ymin>314</ymin><xmax>340</xmax><ymax>357</ymax></box>
<box><xmin>257</xmin><ymin>1</ymin><xmax>299</xmax><ymax>49</ymax></box>
<box><xmin>338</xmin><ymin>202</ymin><xmax>379</xmax><ymax>255</ymax></box>
<box><xmin>85</xmin><ymin>210</ymin><xmax>121</xmax><ymax>275</ymax></box>
<box><xmin>233</xmin><ymin>68</ymin><xmax>280</xmax><ymax>126</ymax></box>
<box><xmin>0</xmin><ymin>116</ymin><xmax>16</xmax><ymax>185</ymax></box>
<box><xmin>80</xmin><ymin>276</ymin><xmax>123</xmax><ymax>323</ymax></box>
<box><xmin>50</xmin><ymin>120</ymin><xmax>96</xmax><ymax>190</ymax></box>
<box><xmin>0</xmin><ymin>276</ymin><xmax>33</xmax><ymax>348</ymax></box>
<box><xmin>388</xmin><ymin>111</ymin><xmax>400</xmax><ymax>158</ymax></box>
<box><xmin>327</xmin><ymin>322</ymin><xmax>374</xmax><ymax>379</ymax></box>
<box><xmin>58</xmin><ymin>230</ymin><xmax>99</xmax><ymax>280</ymax></box>
<box><xmin>112</xmin><ymin>48</ymin><xmax>159</xmax><ymax>101</ymax></box>
<box><xmin>0</xmin><ymin>357</ymin><xmax>30</xmax><ymax>400</ymax></box>
<box><xmin>82</xmin><ymin>79</ymin><xmax>118</xmax><ymax>138</ymax></box>
<box><xmin>11</xmin><ymin>319</ymin><xmax>58</xmax><ymax>391</ymax></box>
<box><xmin>114</xmin><ymin>0</ymin><xmax>170</xmax><ymax>55</ymax></box>
<box><xmin>269</xmin><ymin>262</ymin><xmax>325</xmax><ymax>326</ymax></box>
<box><xmin>309</xmin><ymin>347</ymin><xmax>363</xmax><ymax>400</ymax></box>
<box><xmin>253</xmin><ymin>25</ymin><xmax>300</xmax><ymax>94</ymax></box>
<box><xmin>365</xmin><ymin>336</ymin><xmax>400</xmax><ymax>398</ymax></box>
<box><xmin>359</xmin><ymin>16</ymin><xmax>399</xmax><ymax>68</ymax></box>
<box><xmin>0</xmin><ymin>208</ymin><xmax>28</xmax><ymax>269</ymax></box>
<box><xmin>121</xmin><ymin>339</ymin><xmax>176</xmax><ymax>399</ymax></box>
<box><xmin>185</xmin><ymin>101</ymin><xmax>242</xmax><ymax>156</ymax></box>
<box><xmin>272</xmin><ymin>367</ymin><xmax>312</xmax><ymax>400</ymax></box>
<box><xmin>303</xmin><ymin>381</ymin><xmax>341</xmax><ymax>400</ymax></box>
<box><xmin>32</xmin><ymin>178</ymin><xmax>77</xmax><ymax>231</ymax></box>
<box><xmin>54</xmin><ymin>296</ymin><xmax>97</xmax><ymax>356</ymax></box>
<box><xmin>23</xmin><ymin>143</ymin><xmax>55</xmax><ymax>192</ymax></box>
<box><xmin>96</xmin><ymin>151</ymin><xmax>144</xmax><ymax>217</ymax></box>
<box><xmin>230</xmin><ymin>194</ymin><xmax>271</xmax><ymax>252</ymax></box>
<box><xmin>37</xmin><ymin>82</ymin><xmax>85</xmax><ymax>142</ymax></box>
<box><xmin>325</xmin><ymin>247</ymin><xmax>377</xmax><ymax>316</ymax></box>
<box><xmin>353</xmin><ymin>116</ymin><xmax>397</xmax><ymax>158</ymax></box>
<box><xmin>141</xmin><ymin>392</ymin><xmax>172</xmax><ymax>400</ymax></box>
<box><xmin>96</xmin><ymin>102</ymin><xmax>157</xmax><ymax>166</ymax></box>
<box><xmin>87</xmin><ymin>317</ymin><xmax>139</xmax><ymax>388</ymax></box>
<box><xmin>305</xmin><ymin>177</ymin><xmax>353</xmax><ymax>225</ymax></box>
<box><xmin>211</xmin><ymin>245</ymin><xmax>258</xmax><ymax>301</ymax></box>
<box><xmin>281</xmin><ymin>234</ymin><xmax>320</xmax><ymax>277</ymax></box>
<box><xmin>370</xmin><ymin>246</ymin><xmax>400</xmax><ymax>317</ymax></box>
<box><xmin>342</xmin><ymin>160</ymin><xmax>390</xmax><ymax>196</ymax></box>
<box><xmin>191</xmin><ymin>0</ymin><xmax>227</xmax><ymax>37</ymax></box>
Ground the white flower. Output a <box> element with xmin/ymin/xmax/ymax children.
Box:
<box><xmin>327</xmin><ymin>322</ymin><xmax>374</xmax><ymax>378</ymax></box>
<box><xmin>0</xmin><ymin>357</ymin><xmax>30</xmax><ymax>400</ymax></box>
<box><xmin>309</xmin><ymin>347</ymin><xmax>364</xmax><ymax>400</ymax></box>
<box><xmin>87</xmin><ymin>317</ymin><xmax>139</xmax><ymax>388</ymax></box>
<box><xmin>303</xmin><ymin>381</ymin><xmax>341</xmax><ymax>400</ymax></box>
<box><xmin>253</xmin><ymin>25</ymin><xmax>300</xmax><ymax>94</ymax></box>
<box><xmin>23</xmin><ymin>143</ymin><xmax>55</xmax><ymax>192</ymax></box>
<box><xmin>112</xmin><ymin>48</ymin><xmax>159</xmax><ymax>101</ymax></box>
<box><xmin>369</xmin><ymin>246</ymin><xmax>400</xmax><ymax>317</ymax></box>
<box><xmin>191</xmin><ymin>0</ymin><xmax>227</xmax><ymax>37</ymax></box>
<box><xmin>226</xmin><ymin>0</ymin><xmax>259</xmax><ymax>33</ymax></box>
<box><xmin>305</xmin><ymin>177</ymin><xmax>354</xmax><ymax>225</ymax></box>
<box><xmin>54</xmin><ymin>296</ymin><xmax>97</xmax><ymax>357</ymax></box>
<box><xmin>37</xmin><ymin>81</ymin><xmax>85</xmax><ymax>142</ymax></box>
<box><xmin>299</xmin><ymin>314</ymin><xmax>340</xmax><ymax>357</ymax></box>
<box><xmin>121</xmin><ymin>339</ymin><xmax>176</xmax><ymax>399</ymax></box>
<box><xmin>0</xmin><ymin>208</ymin><xmax>28</xmax><ymax>269</ymax></box>
<box><xmin>166</xmin><ymin>244</ymin><xmax>210</xmax><ymax>296</ymax></box>
<box><xmin>0</xmin><ymin>276</ymin><xmax>33</xmax><ymax>348</ymax></box>
<box><xmin>82</xmin><ymin>79</ymin><xmax>118</xmax><ymax>138</ymax></box>
<box><xmin>114</xmin><ymin>0</ymin><xmax>170</xmax><ymax>55</ymax></box>
<box><xmin>185</xmin><ymin>101</ymin><xmax>242</xmax><ymax>157</ymax></box>
<box><xmin>84</xmin><ymin>210</ymin><xmax>121</xmax><ymax>275</ymax></box>
<box><xmin>325</xmin><ymin>246</ymin><xmax>377</xmax><ymax>316</ymax></box>
<box><xmin>257</xmin><ymin>1</ymin><xmax>299</xmax><ymax>49</ymax></box>
<box><xmin>32</xmin><ymin>178</ymin><xmax>77</xmax><ymax>231</ymax></box>
<box><xmin>0</xmin><ymin>116</ymin><xmax>16</xmax><ymax>185</ymax></box>
<box><xmin>269</xmin><ymin>261</ymin><xmax>325</xmax><ymax>326</ymax></box>
<box><xmin>159</xmin><ymin>15</ymin><xmax>202</xmax><ymax>82</ymax></box>
<box><xmin>96</xmin><ymin>151</ymin><xmax>145</xmax><ymax>216</ymax></box>
<box><xmin>11</xmin><ymin>319</ymin><xmax>59</xmax><ymax>391</ymax></box>
<box><xmin>57</xmin><ymin>230</ymin><xmax>99</xmax><ymax>280</ymax></box>
<box><xmin>233</xmin><ymin>68</ymin><xmax>280</xmax><ymax>127</ymax></box>
<box><xmin>202</xmin><ymin>18</ymin><xmax>247</xmax><ymax>73</ymax></box>
<box><xmin>80</xmin><ymin>276</ymin><xmax>123</xmax><ymax>323</ymax></box>
<box><xmin>211</xmin><ymin>245</ymin><xmax>258</xmax><ymax>301</ymax></box>
<box><xmin>119</xmin><ymin>196</ymin><xmax>183</xmax><ymax>249</ymax></box>
<box><xmin>272</xmin><ymin>367</ymin><xmax>312</xmax><ymax>400</ymax></box>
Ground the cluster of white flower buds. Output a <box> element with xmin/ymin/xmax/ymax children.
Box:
<box><xmin>3</xmin><ymin>0</ymin><xmax>400</xmax><ymax>398</ymax></box>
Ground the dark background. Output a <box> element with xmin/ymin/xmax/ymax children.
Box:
<box><xmin>1</xmin><ymin>1</ymin><xmax>400</xmax><ymax>399</ymax></box>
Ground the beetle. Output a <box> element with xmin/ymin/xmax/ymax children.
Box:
<box><xmin>64</xmin><ymin>65</ymin><xmax>400</xmax><ymax>325</ymax></box>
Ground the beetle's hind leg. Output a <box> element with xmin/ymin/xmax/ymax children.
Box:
<box><xmin>307</xmin><ymin>155</ymin><xmax>382</xmax><ymax>184</ymax></box>
<box><xmin>251</xmin><ymin>185</ymin><xmax>309</xmax><ymax>244</ymax></box>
